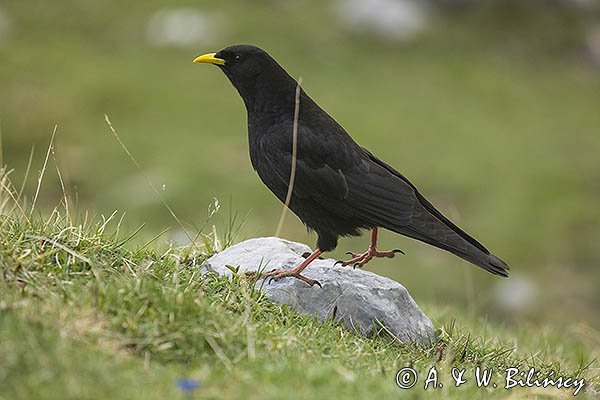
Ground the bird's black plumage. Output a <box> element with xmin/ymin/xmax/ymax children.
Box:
<box><xmin>197</xmin><ymin>44</ymin><xmax>509</xmax><ymax>277</ymax></box>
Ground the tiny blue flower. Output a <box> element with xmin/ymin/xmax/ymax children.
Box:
<box><xmin>176</xmin><ymin>378</ymin><xmax>200</xmax><ymax>392</ymax></box>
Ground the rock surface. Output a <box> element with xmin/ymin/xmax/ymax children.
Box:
<box><xmin>201</xmin><ymin>237</ymin><xmax>437</xmax><ymax>345</ymax></box>
<box><xmin>334</xmin><ymin>0</ymin><xmax>428</xmax><ymax>42</ymax></box>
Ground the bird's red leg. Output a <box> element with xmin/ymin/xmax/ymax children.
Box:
<box><xmin>341</xmin><ymin>228</ymin><xmax>404</xmax><ymax>268</ymax></box>
<box><xmin>265</xmin><ymin>248</ymin><xmax>323</xmax><ymax>287</ymax></box>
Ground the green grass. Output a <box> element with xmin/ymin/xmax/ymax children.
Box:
<box><xmin>1</xmin><ymin>1</ymin><xmax>599</xmax><ymax>329</ymax></box>
<box><xmin>1</xmin><ymin>2</ymin><xmax>599</xmax><ymax>398</ymax></box>
<box><xmin>1</xmin><ymin>181</ymin><xmax>598</xmax><ymax>399</ymax></box>
<box><xmin>0</xmin><ymin>312</ymin><xmax>179</xmax><ymax>400</ymax></box>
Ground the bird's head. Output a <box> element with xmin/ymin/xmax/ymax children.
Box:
<box><xmin>194</xmin><ymin>44</ymin><xmax>297</xmax><ymax>111</ymax></box>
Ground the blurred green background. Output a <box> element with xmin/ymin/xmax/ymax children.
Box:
<box><xmin>1</xmin><ymin>1</ymin><xmax>599</xmax><ymax>330</ymax></box>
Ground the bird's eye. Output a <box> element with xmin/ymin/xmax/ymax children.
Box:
<box><xmin>234</xmin><ymin>55</ymin><xmax>241</xmax><ymax>61</ymax></box>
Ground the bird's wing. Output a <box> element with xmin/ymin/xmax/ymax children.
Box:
<box><xmin>358</xmin><ymin>150</ymin><xmax>510</xmax><ymax>276</ymax></box>
<box><xmin>256</xmin><ymin>126</ymin><xmax>349</xmax><ymax>202</ymax></box>
<box><xmin>342</xmin><ymin>150</ymin><xmax>417</xmax><ymax>227</ymax></box>
<box><xmin>257</xmin><ymin>125</ymin><xmax>416</xmax><ymax>225</ymax></box>
<box><xmin>361</xmin><ymin>150</ymin><xmax>491</xmax><ymax>252</ymax></box>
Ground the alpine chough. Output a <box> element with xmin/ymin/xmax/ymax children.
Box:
<box><xmin>194</xmin><ymin>45</ymin><xmax>510</xmax><ymax>286</ymax></box>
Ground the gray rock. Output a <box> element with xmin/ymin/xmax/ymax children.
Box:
<box><xmin>584</xmin><ymin>24</ymin><xmax>600</xmax><ymax>69</ymax></box>
<box><xmin>334</xmin><ymin>0</ymin><xmax>429</xmax><ymax>41</ymax></box>
<box><xmin>0</xmin><ymin>7</ymin><xmax>13</xmax><ymax>43</ymax></box>
<box><xmin>146</xmin><ymin>8</ymin><xmax>227</xmax><ymax>47</ymax></box>
<box><xmin>201</xmin><ymin>237</ymin><xmax>437</xmax><ymax>345</ymax></box>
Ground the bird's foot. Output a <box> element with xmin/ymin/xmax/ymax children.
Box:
<box><xmin>336</xmin><ymin>247</ymin><xmax>404</xmax><ymax>268</ymax></box>
<box><xmin>264</xmin><ymin>268</ymin><xmax>322</xmax><ymax>287</ymax></box>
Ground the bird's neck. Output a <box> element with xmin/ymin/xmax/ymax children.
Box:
<box><xmin>234</xmin><ymin>69</ymin><xmax>302</xmax><ymax>116</ymax></box>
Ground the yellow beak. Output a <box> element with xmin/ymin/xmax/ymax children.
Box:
<box><xmin>193</xmin><ymin>53</ymin><xmax>225</xmax><ymax>65</ymax></box>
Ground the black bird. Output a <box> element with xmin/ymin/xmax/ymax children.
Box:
<box><xmin>194</xmin><ymin>45</ymin><xmax>509</xmax><ymax>286</ymax></box>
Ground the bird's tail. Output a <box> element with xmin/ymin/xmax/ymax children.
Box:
<box><xmin>386</xmin><ymin>194</ymin><xmax>510</xmax><ymax>277</ymax></box>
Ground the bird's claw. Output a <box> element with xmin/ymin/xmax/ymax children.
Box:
<box><xmin>266</xmin><ymin>268</ymin><xmax>277</xmax><ymax>285</ymax></box>
<box><xmin>264</xmin><ymin>268</ymin><xmax>321</xmax><ymax>287</ymax></box>
<box><xmin>339</xmin><ymin>247</ymin><xmax>404</xmax><ymax>268</ymax></box>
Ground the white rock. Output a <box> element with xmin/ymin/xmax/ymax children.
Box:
<box><xmin>334</xmin><ymin>0</ymin><xmax>428</xmax><ymax>41</ymax></box>
<box><xmin>585</xmin><ymin>24</ymin><xmax>600</xmax><ymax>69</ymax></box>
<box><xmin>0</xmin><ymin>7</ymin><xmax>12</xmax><ymax>42</ymax></box>
<box><xmin>202</xmin><ymin>237</ymin><xmax>437</xmax><ymax>345</ymax></box>
<box><xmin>493</xmin><ymin>275</ymin><xmax>536</xmax><ymax>312</ymax></box>
<box><xmin>146</xmin><ymin>8</ymin><xmax>226</xmax><ymax>47</ymax></box>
